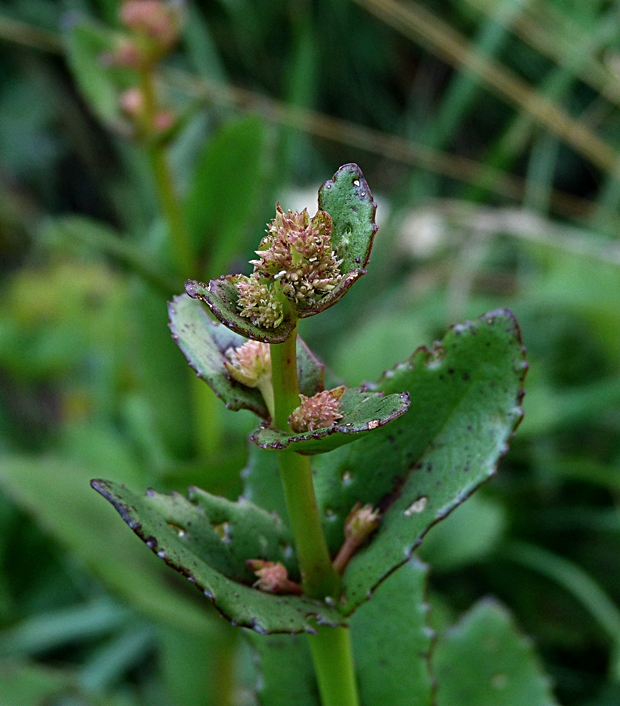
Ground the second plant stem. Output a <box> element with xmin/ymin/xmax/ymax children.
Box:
<box><xmin>270</xmin><ymin>326</ymin><xmax>360</xmax><ymax>706</ymax></box>
<box><xmin>139</xmin><ymin>65</ymin><xmax>193</xmax><ymax>278</ymax></box>
<box><xmin>138</xmin><ymin>63</ymin><xmax>223</xmax><ymax>458</ymax></box>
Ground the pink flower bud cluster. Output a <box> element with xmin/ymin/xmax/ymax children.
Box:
<box><xmin>235</xmin><ymin>204</ymin><xmax>342</xmax><ymax>328</ymax></box>
<box><xmin>120</xmin><ymin>1</ymin><xmax>181</xmax><ymax>50</ymax></box>
<box><xmin>224</xmin><ymin>340</ymin><xmax>271</xmax><ymax>387</ymax></box>
<box><xmin>289</xmin><ymin>386</ymin><xmax>345</xmax><ymax>433</ymax></box>
<box><xmin>236</xmin><ymin>277</ymin><xmax>284</xmax><ymax>329</ymax></box>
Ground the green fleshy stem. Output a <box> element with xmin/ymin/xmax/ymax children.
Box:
<box><xmin>270</xmin><ymin>325</ymin><xmax>360</xmax><ymax>706</ymax></box>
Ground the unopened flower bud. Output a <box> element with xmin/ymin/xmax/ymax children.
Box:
<box><xmin>153</xmin><ymin>110</ymin><xmax>175</xmax><ymax>132</ymax></box>
<box><xmin>246</xmin><ymin>560</ymin><xmax>302</xmax><ymax>595</ymax></box>
<box><xmin>344</xmin><ymin>503</ymin><xmax>381</xmax><ymax>543</ymax></box>
<box><xmin>120</xmin><ymin>0</ymin><xmax>181</xmax><ymax>50</ymax></box>
<box><xmin>234</xmin><ymin>203</ymin><xmax>342</xmax><ymax>328</ymax></box>
<box><xmin>224</xmin><ymin>340</ymin><xmax>271</xmax><ymax>388</ymax></box>
<box><xmin>289</xmin><ymin>386</ymin><xmax>345</xmax><ymax>433</ymax></box>
<box><xmin>119</xmin><ymin>88</ymin><xmax>144</xmax><ymax>117</ymax></box>
<box><xmin>333</xmin><ymin>502</ymin><xmax>381</xmax><ymax>575</ymax></box>
<box><xmin>104</xmin><ymin>38</ymin><xmax>144</xmax><ymax>68</ymax></box>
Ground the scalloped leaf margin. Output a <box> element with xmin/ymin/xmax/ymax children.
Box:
<box><xmin>90</xmin><ymin>480</ymin><xmax>345</xmax><ymax>634</ymax></box>
<box><xmin>308</xmin><ymin>309</ymin><xmax>527</xmax><ymax>614</ymax></box>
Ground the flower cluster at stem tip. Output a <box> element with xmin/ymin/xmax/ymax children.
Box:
<box><xmin>235</xmin><ymin>204</ymin><xmax>343</xmax><ymax>328</ymax></box>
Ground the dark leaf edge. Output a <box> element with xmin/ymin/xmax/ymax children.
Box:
<box><xmin>338</xmin><ymin>308</ymin><xmax>527</xmax><ymax>615</ymax></box>
<box><xmin>186</xmin><ymin>277</ymin><xmax>296</xmax><ymax>343</ymax></box>
<box><xmin>250</xmin><ymin>390</ymin><xmax>411</xmax><ymax>454</ymax></box>
<box><xmin>90</xmin><ymin>479</ymin><xmax>346</xmax><ymax>634</ymax></box>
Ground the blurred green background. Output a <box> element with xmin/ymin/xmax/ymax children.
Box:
<box><xmin>2</xmin><ymin>0</ymin><xmax>620</xmax><ymax>704</ymax></box>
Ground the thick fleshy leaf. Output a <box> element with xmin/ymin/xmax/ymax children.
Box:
<box><xmin>433</xmin><ymin>600</ymin><xmax>558</xmax><ymax>706</ymax></box>
<box><xmin>185</xmin><ymin>278</ymin><xmax>296</xmax><ymax>344</ymax></box>
<box><xmin>245</xmin><ymin>633</ymin><xmax>319</xmax><ymax>706</ymax></box>
<box><xmin>351</xmin><ymin>558</ymin><xmax>433</xmax><ymax>706</ymax></box>
<box><xmin>91</xmin><ymin>480</ymin><xmax>345</xmax><ymax>634</ymax></box>
<box><xmin>247</xmin><ymin>559</ymin><xmax>433</xmax><ymax>706</ymax></box>
<box><xmin>250</xmin><ymin>388</ymin><xmax>410</xmax><ymax>455</ymax></box>
<box><xmin>318</xmin><ymin>163</ymin><xmax>378</xmax><ymax>273</ymax></box>
<box><xmin>169</xmin><ymin>293</ymin><xmax>324</xmax><ymax>417</ymax></box>
<box><xmin>308</xmin><ymin>309</ymin><xmax>526</xmax><ymax>613</ymax></box>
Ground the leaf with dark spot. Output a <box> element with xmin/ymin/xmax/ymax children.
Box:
<box><xmin>91</xmin><ymin>480</ymin><xmax>345</xmax><ymax>634</ymax></box>
<box><xmin>307</xmin><ymin>310</ymin><xmax>526</xmax><ymax>614</ymax></box>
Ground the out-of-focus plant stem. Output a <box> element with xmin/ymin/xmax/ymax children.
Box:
<box><xmin>139</xmin><ymin>66</ymin><xmax>193</xmax><ymax>278</ymax></box>
<box><xmin>138</xmin><ymin>63</ymin><xmax>223</xmax><ymax>459</ymax></box>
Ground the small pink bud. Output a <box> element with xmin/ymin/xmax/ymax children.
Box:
<box><xmin>246</xmin><ymin>560</ymin><xmax>302</xmax><ymax>595</ymax></box>
<box><xmin>236</xmin><ymin>274</ymin><xmax>283</xmax><ymax>328</ymax></box>
<box><xmin>119</xmin><ymin>88</ymin><xmax>144</xmax><ymax>117</ymax></box>
<box><xmin>289</xmin><ymin>386</ymin><xmax>345</xmax><ymax>433</ymax></box>
<box><xmin>224</xmin><ymin>340</ymin><xmax>271</xmax><ymax>388</ymax></box>
<box><xmin>121</xmin><ymin>0</ymin><xmax>181</xmax><ymax>50</ymax></box>
<box><xmin>104</xmin><ymin>39</ymin><xmax>144</xmax><ymax>68</ymax></box>
<box><xmin>333</xmin><ymin>502</ymin><xmax>381</xmax><ymax>575</ymax></box>
<box><xmin>153</xmin><ymin>110</ymin><xmax>175</xmax><ymax>132</ymax></box>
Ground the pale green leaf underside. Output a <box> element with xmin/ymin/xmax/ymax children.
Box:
<box><xmin>186</xmin><ymin>277</ymin><xmax>297</xmax><ymax>344</ymax></box>
<box><xmin>433</xmin><ymin>600</ymin><xmax>558</xmax><ymax>706</ymax></box>
<box><xmin>91</xmin><ymin>480</ymin><xmax>344</xmax><ymax>634</ymax></box>
<box><xmin>250</xmin><ymin>388</ymin><xmax>410</xmax><ymax>454</ymax></box>
<box><xmin>309</xmin><ymin>309</ymin><xmax>526</xmax><ymax>613</ymax></box>
<box><xmin>169</xmin><ymin>293</ymin><xmax>324</xmax><ymax>417</ymax></box>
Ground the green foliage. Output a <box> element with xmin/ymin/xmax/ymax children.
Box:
<box><xmin>317</xmin><ymin>163</ymin><xmax>377</xmax><ymax>273</ymax></box>
<box><xmin>5</xmin><ymin>0</ymin><xmax>620</xmax><ymax>702</ymax></box>
<box><xmin>248</xmin><ymin>559</ymin><xmax>434</xmax><ymax>706</ymax></box>
<box><xmin>250</xmin><ymin>386</ymin><xmax>410</xmax><ymax>454</ymax></box>
<box><xmin>433</xmin><ymin>600</ymin><xmax>558</xmax><ymax>706</ymax></box>
<box><xmin>0</xmin><ymin>454</ymin><xmax>214</xmax><ymax>635</ymax></box>
<box><xmin>90</xmin><ymin>479</ymin><xmax>346</xmax><ymax>634</ymax></box>
<box><xmin>350</xmin><ymin>559</ymin><xmax>434</xmax><ymax>706</ymax></box>
<box><xmin>184</xmin><ymin>115</ymin><xmax>266</xmax><ymax>278</ymax></box>
<box><xmin>316</xmin><ymin>311</ymin><xmax>525</xmax><ymax>611</ymax></box>
<box><xmin>185</xmin><ymin>163</ymin><xmax>379</xmax><ymax>343</ymax></box>
<box><xmin>169</xmin><ymin>293</ymin><xmax>324</xmax><ymax>417</ymax></box>
<box><xmin>64</xmin><ymin>19</ymin><xmax>129</xmax><ymax>131</ymax></box>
